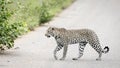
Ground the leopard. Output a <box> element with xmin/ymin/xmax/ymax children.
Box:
<box><xmin>45</xmin><ymin>27</ymin><xmax>109</xmax><ymax>60</ymax></box>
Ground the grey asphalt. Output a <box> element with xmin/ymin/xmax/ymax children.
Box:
<box><xmin>0</xmin><ymin>0</ymin><xmax>120</xmax><ymax>68</ymax></box>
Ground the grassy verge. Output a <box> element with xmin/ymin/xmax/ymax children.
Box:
<box><xmin>10</xmin><ymin>0</ymin><xmax>74</xmax><ymax>30</ymax></box>
<box><xmin>0</xmin><ymin>0</ymin><xmax>74</xmax><ymax>50</ymax></box>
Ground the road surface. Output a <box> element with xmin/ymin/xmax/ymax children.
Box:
<box><xmin>0</xmin><ymin>0</ymin><xmax>120</xmax><ymax>68</ymax></box>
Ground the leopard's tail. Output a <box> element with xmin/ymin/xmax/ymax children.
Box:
<box><xmin>102</xmin><ymin>46</ymin><xmax>109</xmax><ymax>54</ymax></box>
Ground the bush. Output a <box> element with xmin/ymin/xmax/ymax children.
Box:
<box><xmin>0</xmin><ymin>0</ymin><xmax>74</xmax><ymax>51</ymax></box>
<box><xmin>0</xmin><ymin>0</ymin><xmax>28</xmax><ymax>51</ymax></box>
<box><xmin>0</xmin><ymin>0</ymin><xmax>14</xmax><ymax>49</ymax></box>
<box><xmin>39</xmin><ymin>0</ymin><xmax>74</xmax><ymax>25</ymax></box>
<box><xmin>39</xmin><ymin>1</ymin><xmax>53</xmax><ymax>24</ymax></box>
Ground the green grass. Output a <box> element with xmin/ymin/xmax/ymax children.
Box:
<box><xmin>0</xmin><ymin>0</ymin><xmax>74</xmax><ymax>49</ymax></box>
<box><xmin>8</xmin><ymin>0</ymin><xmax>74</xmax><ymax>30</ymax></box>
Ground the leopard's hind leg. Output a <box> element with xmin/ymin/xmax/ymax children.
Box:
<box><xmin>89</xmin><ymin>40</ymin><xmax>103</xmax><ymax>61</ymax></box>
<box><xmin>72</xmin><ymin>42</ymin><xmax>87</xmax><ymax>60</ymax></box>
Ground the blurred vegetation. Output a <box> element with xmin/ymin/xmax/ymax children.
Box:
<box><xmin>0</xmin><ymin>0</ymin><xmax>74</xmax><ymax>51</ymax></box>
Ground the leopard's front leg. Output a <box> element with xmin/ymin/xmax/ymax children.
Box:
<box><xmin>54</xmin><ymin>43</ymin><xmax>63</xmax><ymax>60</ymax></box>
<box><xmin>54</xmin><ymin>46</ymin><xmax>59</xmax><ymax>60</ymax></box>
<box><xmin>60</xmin><ymin>45</ymin><xmax>68</xmax><ymax>60</ymax></box>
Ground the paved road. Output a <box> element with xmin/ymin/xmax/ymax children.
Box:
<box><xmin>0</xmin><ymin>0</ymin><xmax>120</xmax><ymax>68</ymax></box>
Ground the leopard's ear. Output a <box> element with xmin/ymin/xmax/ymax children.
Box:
<box><xmin>51</xmin><ymin>27</ymin><xmax>55</xmax><ymax>30</ymax></box>
<box><xmin>49</xmin><ymin>27</ymin><xmax>55</xmax><ymax>30</ymax></box>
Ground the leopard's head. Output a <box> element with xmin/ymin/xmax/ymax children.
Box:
<box><xmin>45</xmin><ymin>27</ymin><xmax>66</xmax><ymax>38</ymax></box>
<box><xmin>45</xmin><ymin>27</ymin><xmax>56</xmax><ymax>38</ymax></box>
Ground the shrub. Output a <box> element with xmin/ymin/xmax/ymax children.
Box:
<box><xmin>39</xmin><ymin>0</ymin><xmax>74</xmax><ymax>25</ymax></box>
<box><xmin>0</xmin><ymin>0</ymin><xmax>14</xmax><ymax>49</ymax></box>
<box><xmin>39</xmin><ymin>1</ymin><xmax>53</xmax><ymax>24</ymax></box>
<box><xmin>0</xmin><ymin>0</ymin><xmax>74</xmax><ymax>51</ymax></box>
<box><xmin>0</xmin><ymin>0</ymin><xmax>28</xmax><ymax>51</ymax></box>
